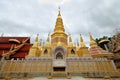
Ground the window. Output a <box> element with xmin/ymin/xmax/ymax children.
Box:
<box><xmin>71</xmin><ymin>49</ymin><xmax>75</xmax><ymax>54</ymax></box>
<box><xmin>44</xmin><ymin>49</ymin><xmax>48</xmax><ymax>54</ymax></box>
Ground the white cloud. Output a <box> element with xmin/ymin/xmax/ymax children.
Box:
<box><xmin>0</xmin><ymin>0</ymin><xmax>120</xmax><ymax>45</ymax></box>
<box><xmin>38</xmin><ymin>0</ymin><xmax>71</xmax><ymax>6</ymax></box>
<box><xmin>38</xmin><ymin>0</ymin><xmax>62</xmax><ymax>5</ymax></box>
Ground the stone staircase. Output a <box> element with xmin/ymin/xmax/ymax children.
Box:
<box><xmin>52</xmin><ymin>72</ymin><xmax>67</xmax><ymax>78</ymax></box>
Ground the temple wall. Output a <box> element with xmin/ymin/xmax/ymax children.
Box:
<box><xmin>0</xmin><ymin>58</ymin><xmax>52</xmax><ymax>74</ymax></box>
<box><xmin>66</xmin><ymin>57</ymin><xmax>117</xmax><ymax>76</ymax></box>
<box><xmin>0</xmin><ymin>57</ymin><xmax>120</xmax><ymax>78</ymax></box>
<box><xmin>0</xmin><ymin>58</ymin><xmax>117</xmax><ymax>73</ymax></box>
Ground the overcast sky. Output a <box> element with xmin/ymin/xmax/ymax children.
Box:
<box><xmin>0</xmin><ymin>0</ymin><xmax>120</xmax><ymax>46</ymax></box>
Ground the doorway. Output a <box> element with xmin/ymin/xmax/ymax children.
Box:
<box><xmin>56</xmin><ymin>52</ymin><xmax>63</xmax><ymax>59</ymax></box>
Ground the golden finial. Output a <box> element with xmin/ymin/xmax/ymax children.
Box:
<box><xmin>89</xmin><ymin>32</ymin><xmax>94</xmax><ymax>41</ymax></box>
<box><xmin>58</xmin><ymin>6</ymin><xmax>61</xmax><ymax>16</ymax></box>
<box><xmin>80</xmin><ymin>34</ymin><xmax>86</xmax><ymax>47</ymax></box>
<box><xmin>69</xmin><ymin>34</ymin><xmax>73</xmax><ymax>47</ymax></box>
<box><xmin>47</xmin><ymin>33</ymin><xmax>50</xmax><ymax>42</ymax></box>
<box><xmin>35</xmin><ymin>34</ymin><xmax>39</xmax><ymax>42</ymax></box>
<box><xmin>40</xmin><ymin>38</ymin><xmax>43</xmax><ymax>46</ymax></box>
<box><xmin>69</xmin><ymin>34</ymin><xmax>72</xmax><ymax>42</ymax></box>
<box><xmin>59</xmin><ymin>6</ymin><xmax>60</xmax><ymax>10</ymax></box>
<box><xmin>80</xmin><ymin>34</ymin><xmax>83</xmax><ymax>42</ymax></box>
<box><xmin>89</xmin><ymin>33</ymin><xmax>97</xmax><ymax>47</ymax></box>
<box><xmin>45</xmin><ymin>33</ymin><xmax>51</xmax><ymax>47</ymax></box>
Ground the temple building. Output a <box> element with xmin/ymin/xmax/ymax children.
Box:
<box><xmin>0</xmin><ymin>8</ymin><xmax>120</xmax><ymax>79</ymax></box>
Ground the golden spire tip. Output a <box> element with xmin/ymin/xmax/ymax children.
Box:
<box><xmin>58</xmin><ymin>6</ymin><xmax>61</xmax><ymax>16</ymax></box>
<box><xmin>58</xmin><ymin>6</ymin><xmax>60</xmax><ymax>11</ymax></box>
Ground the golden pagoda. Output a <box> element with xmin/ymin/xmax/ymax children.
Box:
<box><xmin>0</xmin><ymin>8</ymin><xmax>120</xmax><ymax>79</ymax></box>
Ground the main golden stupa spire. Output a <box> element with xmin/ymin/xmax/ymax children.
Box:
<box><xmin>51</xmin><ymin>7</ymin><xmax>68</xmax><ymax>47</ymax></box>
<box><xmin>39</xmin><ymin>39</ymin><xmax>43</xmax><ymax>47</ymax></box>
<box><xmin>54</xmin><ymin>7</ymin><xmax>65</xmax><ymax>32</ymax></box>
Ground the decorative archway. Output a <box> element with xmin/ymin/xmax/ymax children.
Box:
<box><xmin>52</xmin><ymin>46</ymin><xmax>66</xmax><ymax>59</ymax></box>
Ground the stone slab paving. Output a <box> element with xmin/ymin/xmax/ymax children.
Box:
<box><xmin>9</xmin><ymin>77</ymin><xmax>120</xmax><ymax>80</ymax></box>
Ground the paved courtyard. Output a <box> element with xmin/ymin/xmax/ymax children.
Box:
<box><xmin>8</xmin><ymin>77</ymin><xmax>120</xmax><ymax>80</ymax></box>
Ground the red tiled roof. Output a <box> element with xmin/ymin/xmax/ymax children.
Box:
<box><xmin>0</xmin><ymin>37</ymin><xmax>30</xmax><ymax>43</ymax></box>
<box><xmin>90</xmin><ymin>46</ymin><xmax>109</xmax><ymax>55</ymax></box>
<box><xmin>0</xmin><ymin>37</ymin><xmax>31</xmax><ymax>59</ymax></box>
<box><xmin>11</xmin><ymin>52</ymin><xmax>28</xmax><ymax>58</ymax></box>
<box><xmin>89</xmin><ymin>46</ymin><xmax>114</xmax><ymax>58</ymax></box>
